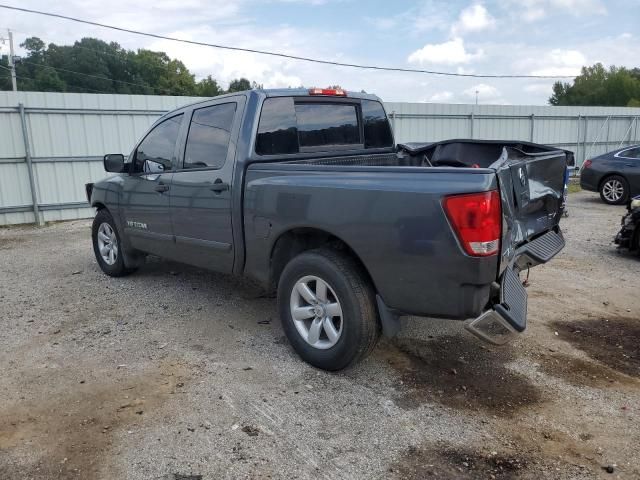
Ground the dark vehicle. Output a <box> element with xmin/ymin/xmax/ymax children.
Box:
<box><xmin>580</xmin><ymin>145</ymin><xmax>640</xmax><ymax>205</ymax></box>
<box><xmin>86</xmin><ymin>88</ymin><xmax>569</xmax><ymax>370</ymax></box>
<box><xmin>615</xmin><ymin>195</ymin><xmax>640</xmax><ymax>254</ymax></box>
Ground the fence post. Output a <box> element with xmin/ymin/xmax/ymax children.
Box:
<box><xmin>529</xmin><ymin>114</ymin><xmax>535</xmax><ymax>142</ymax></box>
<box><xmin>18</xmin><ymin>103</ymin><xmax>42</xmax><ymax>226</ymax></box>
<box><xmin>582</xmin><ymin>116</ymin><xmax>588</xmax><ymax>165</ymax></box>
<box><xmin>470</xmin><ymin>113</ymin><xmax>474</xmax><ymax>139</ymax></box>
<box><xmin>390</xmin><ymin>110</ymin><xmax>396</xmax><ymax>136</ymax></box>
<box><xmin>576</xmin><ymin>114</ymin><xmax>581</xmax><ymax>168</ymax></box>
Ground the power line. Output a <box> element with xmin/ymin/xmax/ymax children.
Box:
<box><xmin>0</xmin><ymin>4</ymin><xmax>575</xmax><ymax>80</ymax></box>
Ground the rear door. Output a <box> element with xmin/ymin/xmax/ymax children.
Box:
<box><xmin>494</xmin><ymin>146</ymin><xmax>568</xmax><ymax>271</ymax></box>
<box><xmin>121</xmin><ymin>113</ymin><xmax>184</xmax><ymax>256</ymax></box>
<box><xmin>169</xmin><ymin>96</ymin><xmax>245</xmax><ymax>273</ymax></box>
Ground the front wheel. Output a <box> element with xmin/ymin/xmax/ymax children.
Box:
<box><xmin>92</xmin><ymin>209</ymin><xmax>136</xmax><ymax>277</ymax></box>
<box><xmin>277</xmin><ymin>248</ymin><xmax>380</xmax><ymax>371</ymax></box>
<box><xmin>600</xmin><ymin>175</ymin><xmax>629</xmax><ymax>205</ymax></box>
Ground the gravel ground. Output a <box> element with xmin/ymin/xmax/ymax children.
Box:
<box><xmin>0</xmin><ymin>191</ymin><xmax>639</xmax><ymax>480</ymax></box>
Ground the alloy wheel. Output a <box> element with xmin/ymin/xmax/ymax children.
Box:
<box><xmin>97</xmin><ymin>222</ymin><xmax>118</xmax><ymax>265</ymax></box>
<box><xmin>289</xmin><ymin>275</ymin><xmax>343</xmax><ymax>349</ymax></box>
<box><xmin>603</xmin><ymin>179</ymin><xmax>624</xmax><ymax>203</ymax></box>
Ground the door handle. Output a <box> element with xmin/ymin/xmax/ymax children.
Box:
<box><xmin>155</xmin><ymin>183</ymin><xmax>170</xmax><ymax>193</ymax></box>
<box><xmin>210</xmin><ymin>180</ymin><xmax>229</xmax><ymax>193</ymax></box>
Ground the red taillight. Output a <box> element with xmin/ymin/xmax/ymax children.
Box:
<box><xmin>443</xmin><ymin>190</ymin><xmax>502</xmax><ymax>257</ymax></box>
<box><xmin>583</xmin><ymin>159</ymin><xmax>592</xmax><ymax>169</ymax></box>
<box><xmin>308</xmin><ymin>88</ymin><xmax>347</xmax><ymax>97</ymax></box>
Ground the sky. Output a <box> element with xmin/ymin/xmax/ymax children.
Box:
<box><xmin>0</xmin><ymin>0</ymin><xmax>638</xmax><ymax>105</ymax></box>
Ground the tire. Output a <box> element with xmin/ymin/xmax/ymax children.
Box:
<box><xmin>277</xmin><ymin>248</ymin><xmax>380</xmax><ymax>371</ymax></box>
<box><xmin>599</xmin><ymin>175</ymin><xmax>629</xmax><ymax>205</ymax></box>
<box><xmin>92</xmin><ymin>209</ymin><xmax>136</xmax><ymax>277</ymax></box>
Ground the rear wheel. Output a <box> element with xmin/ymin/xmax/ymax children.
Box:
<box><xmin>92</xmin><ymin>209</ymin><xmax>136</xmax><ymax>277</ymax></box>
<box><xmin>600</xmin><ymin>175</ymin><xmax>629</xmax><ymax>205</ymax></box>
<box><xmin>277</xmin><ymin>248</ymin><xmax>380</xmax><ymax>371</ymax></box>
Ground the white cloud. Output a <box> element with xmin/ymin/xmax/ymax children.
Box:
<box><xmin>429</xmin><ymin>91</ymin><xmax>454</xmax><ymax>102</ymax></box>
<box><xmin>524</xmin><ymin>83</ymin><xmax>554</xmax><ymax>94</ymax></box>
<box><xmin>548</xmin><ymin>49</ymin><xmax>587</xmax><ymax>66</ymax></box>
<box><xmin>365</xmin><ymin>17</ymin><xmax>398</xmax><ymax>30</ymax></box>
<box><xmin>502</xmin><ymin>0</ymin><xmax>607</xmax><ymax>22</ymax></box>
<box><xmin>262</xmin><ymin>71</ymin><xmax>303</xmax><ymax>89</ymax></box>
<box><xmin>408</xmin><ymin>38</ymin><xmax>483</xmax><ymax>66</ymax></box>
<box><xmin>529</xmin><ymin>48</ymin><xmax>586</xmax><ymax>76</ymax></box>
<box><xmin>451</xmin><ymin>4</ymin><xmax>496</xmax><ymax>35</ymax></box>
<box><xmin>463</xmin><ymin>83</ymin><xmax>500</xmax><ymax>98</ymax></box>
<box><xmin>366</xmin><ymin>3</ymin><xmax>454</xmax><ymax>34</ymax></box>
<box><xmin>462</xmin><ymin>83</ymin><xmax>509</xmax><ymax>103</ymax></box>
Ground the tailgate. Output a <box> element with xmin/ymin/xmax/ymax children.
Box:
<box><xmin>494</xmin><ymin>145</ymin><xmax>568</xmax><ymax>273</ymax></box>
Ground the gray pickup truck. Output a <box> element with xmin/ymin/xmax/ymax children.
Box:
<box><xmin>87</xmin><ymin>88</ymin><xmax>569</xmax><ymax>370</ymax></box>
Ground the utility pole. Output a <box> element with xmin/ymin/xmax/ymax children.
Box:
<box><xmin>8</xmin><ymin>29</ymin><xmax>17</xmax><ymax>91</ymax></box>
<box><xmin>1</xmin><ymin>29</ymin><xmax>17</xmax><ymax>90</ymax></box>
<box><xmin>475</xmin><ymin>89</ymin><xmax>479</xmax><ymax>105</ymax></box>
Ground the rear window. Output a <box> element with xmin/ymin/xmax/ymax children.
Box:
<box><xmin>619</xmin><ymin>147</ymin><xmax>640</xmax><ymax>159</ymax></box>
<box><xmin>361</xmin><ymin>99</ymin><xmax>393</xmax><ymax>148</ymax></box>
<box><xmin>294</xmin><ymin>103</ymin><xmax>360</xmax><ymax>148</ymax></box>
<box><xmin>255</xmin><ymin>97</ymin><xmax>392</xmax><ymax>155</ymax></box>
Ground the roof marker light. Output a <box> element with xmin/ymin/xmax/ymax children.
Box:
<box><xmin>308</xmin><ymin>88</ymin><xmax>347</xmax><ymax>97</ymax></box>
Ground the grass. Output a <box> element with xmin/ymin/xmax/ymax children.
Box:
<box><xmin>567</xmin><ymin>183</ymin><xmax>582</xmax><ymax>194</ymax></box>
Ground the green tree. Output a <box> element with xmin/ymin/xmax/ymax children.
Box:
<box><xmin>32</xmin><ymin>68</ymin><xmax>66</xmax><ymax>91</ymax></box>
<box><xmin>549</xmin><ymin>63</ymin><xmax>640</xmax><ymax>106</ymax></box>
<box><xmin>0</xmin><ymin>36</ymin><xmax>254</xmax><ymax>97</ymax></box>
<box><xmin>0</xmin><ymin>55</ymin><xmax>13</xmax><ymax>90</ymax></box>
<box><xmin>227</xmin><ymin>77</ymin><xmax>252</xmax><ymax>92</ymax></box>
<box><xmin>196</xmin><ymin>75</ymin><xmax>224</xmax><ymax>96</ymax></box>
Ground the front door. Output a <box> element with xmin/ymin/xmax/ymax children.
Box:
<box><xmin>121</xmin><ymin>113</ymin><xmax>184</xmax><ymax>257</ymax></box>
<box><xmin>169</xmin><ymin>98</ymin><xmax>243</xmax><ymax>273</ymax></box>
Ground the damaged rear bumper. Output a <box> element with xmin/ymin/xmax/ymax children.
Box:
<box><xmin>465</xmin><ymin>228</ymin><xmax>565</xmax><ymax>345</ymax></box>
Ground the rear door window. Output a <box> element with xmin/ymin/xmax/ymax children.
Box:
<box><xmin>294</xmin><ymin>103</ymin><xmax>361</xmax><ymax>149</ymax></box>
<box><xmin>183</xmin><ymin>103</ymin><xmax>236</xmax><ymax>169</ymax></box>
<box><xmin>255</xmin><ymin>97</ymin><xmax>299</xmax><ymax>155</ymax></box>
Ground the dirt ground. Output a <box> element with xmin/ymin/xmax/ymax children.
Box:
<box><xmin>0</xmin><ymin>191</ymin><xmax>638</xmax><ymax>480</ymax></box>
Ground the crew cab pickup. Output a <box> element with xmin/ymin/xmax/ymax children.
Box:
<box><xmin>87</xmin><ymin>88</ymin><xmax>570</xmax><ymax>370</ymax></box>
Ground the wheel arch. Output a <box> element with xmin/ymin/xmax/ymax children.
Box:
<box><xmin>269</xmin><ymin>227</ymin><xmax>378</xmax><ymax>295</ymax></box>
<box><xmin>598</xmin><ymin>172</ymin><xmax>628</xmax><ymax>191</ymax></box>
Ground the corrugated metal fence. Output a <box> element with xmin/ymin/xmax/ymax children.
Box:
<box><xmin>1</xmin><ymin>91</ymin><xmax>640</xmax><ymax>226</ymax></box>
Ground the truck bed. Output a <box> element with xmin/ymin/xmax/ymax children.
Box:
<box><xmin>281</xmin><ymin>139</ymin><xmax>572</xmax><ymax>170</ymax></box>
<box><xmin>243</xmin><ymin>139</ymin><xmax>570</xmax><ymax>320</ymax></box>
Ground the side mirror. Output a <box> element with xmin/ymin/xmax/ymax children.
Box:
<box><xmin>103</xmin><ymin>154</ymin><xmax>126</xmax><ymax>173</ymax></box>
